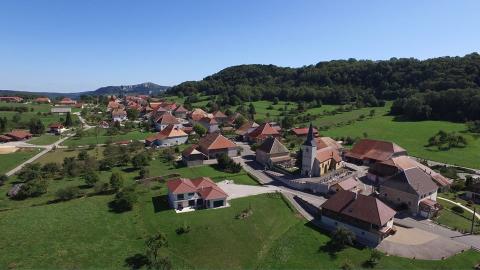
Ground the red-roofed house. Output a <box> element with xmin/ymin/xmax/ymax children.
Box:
<box><xmin>3</xmin><ymin>130</ymin><xmax>32</xmax><ymax>141</ymax></box>
<box><xmin>167</xmin><ymin>177</ymin><xmax>228</xmax><ymax>211</ymax></box>
<box><xmin>345</xmin><ymin>139</ymin><xmax>407</xmax><ymax>165</ymax></box>
<box><xmin>145</xmin><ymin>124</ymin><xmax>188</xmax><ymax>147</ymax></box>
<box><xmin>173</xmin><ymin>105</ymin><xmax>189</xmax><ymax>119</ymax></box>
<box><xmin>48</xmin><ymin>123</ymin><xmax>65</xmax><ymax>135</ymax></box>
<box><xmin>291</xmin><ymin>127</ymin><xmax>318</xmax><ymax>137</ymax></box>
<box><xmin>320</xmin><ymin>190</ymin><xmax>396</xmax><ymax>246</ymax></box>
<box><xmin>34</xmin><ymin>97</ymin><xmax>51</xmax><ymax>104</ymax></box>
<box><xmin>182</xmin><ymin>133</ymin><xmax>238</xmax><ymax>166</ymax></box>
<box><xmin>154</xmin><ymin>112</ymin><xmax>182</xmax><ymax>131</ymax></box>
<box><xmin>188</xmin><ymin>108</ymin><xmax>208</xmax><ymax>123</ymax></box>
<box><xmin>198</xmin><ymin>117</ymin><xmax>219</xmax><ymax>133</ymax></box>
<box><xmin>0</xmin><ymin>96</ymin><xmax>23</xmax><ymax>103</ymax></box>
<box><xmin>57</xmin><ymin>98</ymin><xmax>77</xmax><ymax>106</ymax></box>
<box><xmin>245</xmin><ymin>122</ymin><xmax>281</xmax><ymax>143</ymax></box>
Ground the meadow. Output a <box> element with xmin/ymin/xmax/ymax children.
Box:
<box><xmin>0</xmin><ymin>148</ymin><xmax>41</xmax><ymax>175</ymax></box>
<box><xmin>62</xmin><ymin>129</ymin><xmax>158</xmax><ymax>146</ymax></box>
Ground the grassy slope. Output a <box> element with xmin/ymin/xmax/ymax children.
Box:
<box><xmin>435</xmin><ymin>199</ymin><xmax>480</xmax><ymax>233</ymax></box>
<box><xmin>28</xmin><ymin>134</ymin><xmax>61</xmax><ymax>145</ymax></box>
<box><xmin>0</xmin><ymin>148</ymin><xmax>41</xmax><ymax>175</ymax></box>
<box><xmin>62</xmin><ymin>130</ymin><xmax>157</xmax><ymax>146</ymax></box>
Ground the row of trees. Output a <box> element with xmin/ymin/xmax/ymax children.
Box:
<box><xmin>169</xmin><ymin>53</ymin><xmax>480</xmax><ymax>110</ymax></box>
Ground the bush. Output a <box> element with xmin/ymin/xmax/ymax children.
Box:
<box><xmin>0</xmin><ymin>174</ymin><xmax>7</xmax><ymax>186</ymax></box>
<box><xmin>110</xmin><ymin>172</ymin><xmax>125</xmax><ymax>192</ymax></box>
<box><xmin>83</xmin><ymin>170</ymin><xmax>99</xmax><ymax>187</ymax></box>
<box><xmin>109</xmin><ymin>187</ymin><xmax>138</xmax><ymax>212</ymax></box>
<box><xmin>216</xmin><ymin>153</ymin><xmax>242</xmax><ymax>173</ymax></box>
<box><xmin>176</xmin><ymin>223</ymin><xmax>191</xmax><ymax>235</ymax></box>
<box><xmin>13</xmin><ymin>179</ymin><xmax>48</xmax><ymax>200</ymax></box>
<box><xmin>139</xmin><ymin>167</ymin><xmax>150</xmax><ymax>179</ymax></box>
<box><xmin>55</xmin><ymin>186</ymin><xmax>82</xmax><ymax>201</ymax></box>
<box><xmin>451</xmin><ymin>205</ymin><xmax>465</xmax><ymax>214</ymax></box>
<box><xmin>94</xmin><ymin>181</ymin><xmax>110</xmax><ymax>194</ymax></box>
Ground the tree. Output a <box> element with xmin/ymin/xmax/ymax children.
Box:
<box><xmin>273</xmin><ymin>97</ymin><xmax>279</xmax><ymax>105</ymax></box>
<box><xmin>41</xmin><ymin>162</ymin><xmax>60</xmax><ymax>178</ymax></box>
<box><xmin>193</xmin><ymin>124</ymin><xmax>207</xmax><ymax>137</ymax></box>
<box><xmin>145</xmin><ymin>232</ymin><xmax>170</xmax><ymax>270</ymax></box>
<box><xmin>28</xmin><ymin>118</ymin><xmax>45</xmax><ymax>134</ymax></box>
<box><xmin>55</xmin><ymin>186</ymin><xmax>81</xmax><ymax>201</ymax></box>
<box><xmin>330</xmin><ymin>227</ymin><xmax>355</xmax><ymax>250</ymax></box>
<box><xmin>110</xmin><ymin>172</ymin><xmax>124</xmax><ymax>192</ymax></box>
<box><xmin>83</xmin><ymin>170</ymin><xmax>99</xmax><ymax>187</ymax></box>
<box><xmin>77</xmin><ymin>149</ymin><xmax>89</xmax><ymax>160</ymax></box>
<box><xmin>132</xmin><ymin>152</ymin><xmax>149</xmax><ymax>169</ymax></box>
<box><xmin>248</xmin><ymin>103</ymin><xmax>256</xmax><ymax>118</ymax></box>
<box><xmin>139</xmin><ymin>167</ymin><xmax>150</xmax><ymax>179</ymax></box>
<box><xmin>14</xmin><ymin>179</ymin><xmax>48</xmax><ymax>199</ymax></box>
<box><xmin>110</xmin><ymin>186</ymin><xmax>137</xmax><ymax>212</ymax></box>
<box><xmin>216</xmin><ymin>153</ymin><xmax>242</xmax><ymax>173</ymax></box>
<box><xmin>0</xmin><ymin>117</ymin><xmax>8</xmax><ymax>132</ymax></box>
<box><xmin>64</xmin><ymin>112</ymin><xmax>73</xmax><ymax>127</ymax></box>
<box><xmin>18</xmin><ymin>163</ymin><xmax>42</xmax><ymax>182</ymax></box>
<box><xmin>63</xmin><ymin>157</ymin><xmax>78</xmax><ymax>177</ymax></box>
<box><xmin>366</xmin><ymin>249</ymin><xmax>383</xmax><ymax>267</ymax></box>
<box><xmin>126</xmin><ymin>108</ymin><xmax>140</xmax><ymax>120</ymax></box>
<box><xmin>0</xmin><ymin>174</ymin><xmax>7</xmax><ymax>186</ymax></box>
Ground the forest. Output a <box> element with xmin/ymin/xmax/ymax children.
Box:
<box><xmin>169</xmin><ymin>53</ymin><xmax>480</xmax><ymax>121</ymax></box>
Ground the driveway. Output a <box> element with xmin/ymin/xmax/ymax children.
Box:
<box><xmin>217</xmin><ymin>181</ymin><xmax>281</xmax><ymax>199</ymax></box>
<box><xmin>378</xmin><ymin>226</ymin><xmax>469</xmax><ymax>260</ymax></box>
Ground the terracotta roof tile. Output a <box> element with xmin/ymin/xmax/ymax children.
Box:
<box><xmin>198</xmin><ymin>133</ymin><xmax>236</xmax><ymax>150</ymax></box>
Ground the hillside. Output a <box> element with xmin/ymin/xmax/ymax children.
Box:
<box><xmin>0</xmin><ymin>82</ymin><xmax>169</xmax><ymax>99</ymax></box>
<box><xmin>169</xmin><ymin>53</ymin><xmax>480</xmax><ymax>103</ymax></box>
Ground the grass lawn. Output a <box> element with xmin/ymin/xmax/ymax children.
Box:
<box><xmin>62</xmin><ymin>130</ymin><xmax>157</xmax><ymax>146</ymax></box>
<box><xmin>435</xmin><ymin>199</ymin><xmax>480</xmax><ymax>234</ymax></box>
<box><xmin>28</xmin><ymin>134</ymin><xmax>61</xmax><ymax>145</ymax></box>
<box><xmin>0</xmin><ymin>101</ymin><xmax>52</xmax><ymax>113</ymax></box>
<box><xmin>0</xmin><ymin>188</ymin><xmax>478</xmax><ymax>269</ymax></box>
<box><xmin>320</xmin><ymin>104</ymin><xmax>480</xmax><ymax>169</ymax></box>
<box><xmin>0</xmin><ymin>148</ymin><xmax>41</xmax><ymax>175</ymax></box>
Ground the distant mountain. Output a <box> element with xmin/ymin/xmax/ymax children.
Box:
<box><xmin>0</xmin><ymin>82</ymin><xmax>170</xmax><ymax>99</ymax></box>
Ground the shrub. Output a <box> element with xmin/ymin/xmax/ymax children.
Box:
<box><xmin>93</xmin><ymin>181</ymin><xmax>110</xmax><ymax>194</ymax></box>
<box><xmin>0</xmin><ymin>174</ymin><xmax>8</xmax><ymax>186</ymax></box>
<box><xmin>13</xmin><ymin>179</ymin><xmax>48</xmax><ymax>200</ymax></box>
<box><xmin>217</xmin><ymin>153</ymin><xmax>242</xmax><ymax>173</ymax></box>
<box><xmin>110</xmin><ymin>187</ymin><xmax>138</xmax><ymax>212</ymax></box>
<box><xmin>451</xmin><ymin>205</ymin><xmax>464</xmax><ymax>214</ymax></box>
<box><xmin>139</xmin><ymin>167</ymin><xmax>150</xmax><ymax>179</ymax></box>
<box><xmin>83</xmin><ymin>170</ymin><xmax>99</xmax><ymax>187</ymax></box>
<box><xmin>176</xmin><ymin>223</ymin><xmax>191</xmax><ymax>235</ymax></box>
<box><xmin>55</xmin><ymin>186</ymin><xmax>82</xmax><ymax>201</ymax></box>
<box><xmin>110</xmin><ymin>172</ymin><xmax>124</xmax><ymax>192</ymax></box>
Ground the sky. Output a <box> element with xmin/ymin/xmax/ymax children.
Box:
<box><xmin>0</xmin><ymin>0</ymin><xmax>479</xmax><ymax>93</ymax></box>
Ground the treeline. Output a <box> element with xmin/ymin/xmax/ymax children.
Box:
<box><xmin>390</xmin><ymin>89</ymin><xmax>480</xmax><ymax>121</ymax></box>
<box><xmin>169</xmin><ymin>53</ymin><xmax>480</xmax><ymax>109</ymax></box>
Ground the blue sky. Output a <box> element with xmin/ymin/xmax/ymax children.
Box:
<box><xmin>0</xmin><ymin>0</ymin><xmax>479</xmax><ymax>92</ymax></box>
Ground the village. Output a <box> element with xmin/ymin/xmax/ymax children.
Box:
<box><xmin>1</xmin><ymin>93</ymin><xmax>479</xmax><ymax>267</ymax></box>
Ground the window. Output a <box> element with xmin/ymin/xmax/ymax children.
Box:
<box><xmin>188</xmin><ymin>193</ymin><xmax>194</xmax><ymax>196</ymax></box>
<box><xmin>177</xmin><ymin>194</ymin><xmax>184</xmax><ymax>200</ymax></box>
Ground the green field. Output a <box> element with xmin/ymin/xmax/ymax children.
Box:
<box><xmin>0</xmin><ymin>190</ymin><xmax>478</xmax><ymax>269</ymax></box>
<box><xmin>435</xmin><ymin>199</ymin><xmax>480</xmax><ymax>233</ymax></box>
<box><xmin>0</xmin><ymin>148</ymin><xmax>41</xmax><ymax>175</ymax></box>
<box><xmin>62</xmin><ymin>129</ymin><xmax>157</xmax><ymax>146</ymax></box>
<box><xmin>28</xmin><ymin>134</ymin><xmax>61</xmax><ymax>145</ymax></box>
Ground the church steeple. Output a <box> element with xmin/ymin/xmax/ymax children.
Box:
<box><xmin>303</xmin><ymin>123</ymin><xmax>316</xmax><ymax>147</ymax></box>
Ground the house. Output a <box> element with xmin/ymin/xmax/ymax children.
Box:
<box><xmin>330</xmin><ymin>177</ymin><xmax>360</xmax><ymax>193</ymax></box>
<box><xmin>34</xmin><ymin>97</ymin><xmax>51</xmax><ymax>103</ymax></box>
<box><xmin>235</xmin><ymin>121</ymin><xmax>259</xmax><ymax>140</ymax></box>
<box><xmin>0</xmin><ymin>96</ymin><xmax>23</xmax><ymax>103</ymax></box>
<box><xmin>245</xmin><ymin>122</ymin><xmax>281</xmax><ymax>143</ymax></box>
<box><xmin>48</xmin><ymin>123</ymin><xmax>65</xmax><ymax>135</ymax></box>
<box><xmin>173</xmin><ymin>105</ymin><xmax>189</xmax><ymax>119</ymax></box>
<box><xmin>188</xmin><ymin>108</ymin><xmax>208</xmax><ymax>123</ymax></box>
<box><xmin>167</xmin><ymin>177</ymin><xmax>228</xmax><ymax>211</ymax></box>
<box><xmin>465</xmin><ymin>182</ymin><xmax>480</xmax><ymax>203</ymax></box>
<box><xmin>51</xmin><ymin>107</ymin><xmax>71</xmax><ymax>114</ymax></box>
<box><xmin>212</xmin><ymin>111</ymin><xmax>228</xmax><ymax>124</ymax></box>
<box><xmin>301</xmin><ymin>124</ymin><xmax>343</xmax><ymax>177</ymax></box>
<box><xmin>107</xmin><ymin>101</ymin><xmax>124</xmax><ymax>111</ymax></box>
<box><xmin>255</xmin><ymin>137</ymin><xmax>292</xmax><ymax>168</ymax></box>
<box><xmin>3</xmin><ymin>130</ymin><xmax>32</xmax><ymax>141</ymax></box>
<box><xmin>379</xmin><ymin>167</ymin><xmax>440</xmax><ymax>218</ymax></box>
<box><xmin>145</xmin><ymin>124</ymin><xmax>188</xmax><ymax>147</ymax></box>
<box><xmin>344</xmin><ymin>139</ymin><xmax>407</xmax><ymax>165</ymax></box>
<box><xmin>154</xmin><ymin>112</ymin><xmax>182</xmax><ymax>131</ymax></box>
<box><xmin>182</xmin><ymin>133</ymin><xmax>238</xmax><ymax>166</ymax></box>
<box><xmin>112</xmin><ymin>108</ymin><xmax>128</xmax><ymax>122</ymax></box>
<box><xmin>320</xmin><ymin>190</ymin><xmax>396</xmax><ymax>246</ymax></box>
<box><xmin>291</xmin><ymin>127</ymin><xmax>319</xmax><ymax>137</ymax></box>
<box><xmin>367</xmin><ymin>156</ymin><xmax>452</xmax><ymax>190</ymax></box>
<box><xmin>198</xmin><ymin>117</ymin><xmax>219</xmax><ymax>133</ymax></box>
<box><xmin>57</xmin><ymin>97</ymin><xmax>77</xmax><ymax>106</ymax></box>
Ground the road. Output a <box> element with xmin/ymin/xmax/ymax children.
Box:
<box><xmin>5</xmin><ymin>113</ymin><xmax>93</xmax><ymax>177</ymax></box>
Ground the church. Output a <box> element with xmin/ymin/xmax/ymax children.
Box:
<box><xmin>301</xmin><ymin>124</ymin><xmax>343</xmax><ymax>177</ymax></box>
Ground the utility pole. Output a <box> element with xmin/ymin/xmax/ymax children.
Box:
<box><xmin>471</xmin><ymin>207</ymin><xmax>476</xmax><ymax>234</ymax></box>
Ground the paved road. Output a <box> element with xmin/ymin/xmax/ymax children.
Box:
<box><xmin>5</xmin><ymin>114</ymin><xmax>93</xmax><ymax>177</ymax></box>
<box><xmin>411</xmin><ymin>156</ymin><xmax>480</xmax><ymax>176</ymax></box>
<box><xmin>395</xmin><ymin>216</ymin><xmax>480</xmax><ymax>250</ymax></box>
<box><xmin>5</xmin><ymin>135</ymin><xmax>72</xmax><ymax>176</ymax></box>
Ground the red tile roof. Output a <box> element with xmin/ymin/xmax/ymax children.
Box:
<box><xmin>345</xmin><ymin>139</ymin><xmax>406</xmax><ymax>162</ymax></box>
<box><xmin>174</xmin><ymin>105</ymin><xmax>189</xmax><ymax>113</ymax></box>
<box><xmin>49</xmin><ymin>123</ymin><xmax>64</xmax><ymax>129</ymax></box>
<box><xmin>6</xmin><ymin>130</ymin><xmax>32</xmax><ymax>140</ymax></box>
<box><xmin>292</xmin><ymin>127</ymin><xmax>318</xmax><ymax>136</ymax></box>
<box><xmin>189</xmin><ymin>108</ymin><xmax>208</xmax><ymax>122</ymax></box>
<box><xmin>198</xmin><ymin>132</ymin><xmax>236</xmax><ymax>150</ymax></box>
<box><xmin>167</xmin><ymin>178</ymin><xmax>197</xmax><ymax>194</ymax></box>
<box><xmin>247</xmin><ymin>122</ymin><xmax>280</xmax><ymax>139</ymax></box>
<box><xmin>213</xmin><ymin>111</ymin><xmax>227</xmax><ymax>118</ymax></box>
<box><xmin>321</xmin><ymin>191</ymin><xmax>396</xmax><ymax>226</ymax></box>
<box><xmin>155</xmin><ymin>112</ymin><xmax>180</xmax><ymax>125</ymax></box>
<box><xmin>146</xmin><ymin>124</ymin><xmax>188</xmax><ymax>142</ymax></box>
<box><xmin>167</xmin><ymin>177</ymin><xmax>228</xmax><ymax>200</ymax></box>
